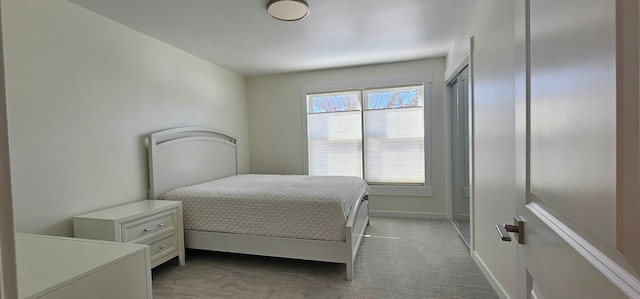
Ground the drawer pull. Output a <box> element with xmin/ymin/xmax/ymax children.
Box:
<box><xmin>143</xmin><ymin>223</ymin><xmax>164</xmax><ymax>232</ymax></box>
<box><xmin>159</xmin><ymin>245</ymin><xmax>166</xmax><ymax>250</ymax></box>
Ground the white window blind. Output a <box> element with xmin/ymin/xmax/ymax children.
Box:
<box><xmin>307</xmin><ymin>92</ymin><xmax>362</xmax><ymax>177</ymax></box>
<box><xmin>364</xmin><ymin>86</ymin><xmax>424</xmax><ymax>184</ymax></box>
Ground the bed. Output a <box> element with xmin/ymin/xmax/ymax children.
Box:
<box><xmin>146</xmin><ymin>127</ymin><xmax>370</xmax><ymax>280</ymax></box>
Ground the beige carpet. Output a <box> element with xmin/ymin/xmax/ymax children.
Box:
<box><xmin>152</xmin><ymin>217</ymin><xmax>499</xmax><ymax>298</ymax></box>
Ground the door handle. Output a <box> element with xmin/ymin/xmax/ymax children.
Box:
<box><xmin>495</xmin><ymin>215</ymin><xmax>525</xmax><ymax>244</ymax></box>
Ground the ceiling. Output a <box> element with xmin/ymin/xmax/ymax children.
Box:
<box><xmin>67</xmin><ymin>0</ymin><xmax>477</xmax><ymax>77</ymax></box>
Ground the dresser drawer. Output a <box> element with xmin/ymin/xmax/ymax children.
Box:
<box><xmin>122</xmin><ymin>210</ymin><xmax>175</xmax><ymax>243</ymax></box>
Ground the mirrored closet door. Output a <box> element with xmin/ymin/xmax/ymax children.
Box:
<box><xmin>448</xmin><ymin>66</ymin><xmax>470</xmax><ymax>246</ymax></box>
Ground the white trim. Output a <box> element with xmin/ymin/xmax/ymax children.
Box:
<box><xmin>454</xmin><ymin>213</ymin><xmax>470</xmax><ymax>221</ymax></box>
<box><xmin>527</xmin><ymin>202</ymin><xmax>640</xmax><ymax>298</ymax></box>
<box><xmin>444</xmin><ymin>77</ymin><xmax>453</xmax><ymax>220</ymax></box>
<box><xmin>423</xmin><ymin>82</ymin><xmax>433</xmax><ymax>193</ymax></box>
<box><xmin>301</xmin><ymin>93</ymin><xmax>309</xmax><ymax>175</ymax></box>
<box><xmin>468</xmin><ymin>35</ymin><xmax>476</xmax><ymax>254</ymax></box>
<box><xmin>531</xmin><ymin>281</ymin><xmax>545</xmax><ymax>299</ymax></box>
<box><xmin>369</xmin><ymin>210</ymin><xmax>446</xmax><ymax>220</ymax></box>
<box><xmin>472</xmin><ymin>251</ymin><xmax>512</xmax><ymax>299</ymax></box>
<box><xmin>450</xmin><ymin>220</ymin><xmax>471</xmax><ymax>249</ymax></box>
<box><xmin>369</xmin><ymin>185</ymin><xmax>433</xmax><ymax>197</ymax></box>
<box><xmin>300</xmin><ymin>74</ymin><xmax>432</xmax><ymax>94</ymax></box>
<box><xmin>446</xmin><ymin>56</ymin><xmax>470</xmax><ymax>85</ymax></box>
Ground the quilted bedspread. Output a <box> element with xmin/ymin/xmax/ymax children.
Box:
<box><xmin>160</xmin><ymin>174</ymin><xmax>368</xmax><ymax>242</ymax></box>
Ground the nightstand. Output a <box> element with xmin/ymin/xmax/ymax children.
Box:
<box><xmin>73</xmin><ymin>200</ymin><xmax>185</xmax><ymax>268</ymax></box>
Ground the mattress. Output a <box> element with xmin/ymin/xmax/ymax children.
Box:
<box><xmin>160</xmin><ymin>174</ymin><xmax>368</xmax><ymax>242</ymax></box>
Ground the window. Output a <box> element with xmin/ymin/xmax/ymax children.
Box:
<box><xmin>302</xmin><ymin>74</ymin><xmax>432</xmax><ymax>196</ymax></box>
<box><xmin>307</xmin><ymin>91</ymin><xmax>363</xmax><ymax>178</ymax></box>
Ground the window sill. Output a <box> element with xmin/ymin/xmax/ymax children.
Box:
<box><xmin>368</xmin><ymin>185</ymin><xmax>433</xmax><ymax>197</ymax></box>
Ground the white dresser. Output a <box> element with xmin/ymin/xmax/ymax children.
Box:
<box><xmin>73</xmin><ymin>200</ymin><xmax>185</xmax><ymax>268</ymax></box>
<box><xmin>16</xmin><ymin>234</ymin><xmax>152</xmax><ymax>299</ymax></box>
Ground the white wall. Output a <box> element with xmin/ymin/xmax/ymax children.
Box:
<box><xmin>2</xmin><ymin>0</ymin><xmax>250</xmax><ymax>236</ymax></box>
<box><xmin>447</xmin><ymin>1</ymin><xmax>516</xmax><ymax>298</ymax></box>
<box><xmin>247</xmin><ymin>58</ymin><xmax>447</xmax><ymax>215</ymax></box>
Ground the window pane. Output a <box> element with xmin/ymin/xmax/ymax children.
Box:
<box><xmin>364</xmin><ymin>107</ymin><xmax>424</xmax><ymax>184</ymax></box>
<box><xmin>307</xmin><ymin>110</ymin><xmax>362</xmax><ymax>177</ymax></box>
<box><xmin>366</xmin><ymin>86</ymin><xmax>422</xmax><ymax>110</ymax></box>
<box><xmin>309</xmin><ymin>92</ymin><xmax>359</xmax><ymax>113</ymax></box>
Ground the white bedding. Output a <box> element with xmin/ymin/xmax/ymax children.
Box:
<box><xmin>160</xmin><ymin>174</ymin><xmax>368</xmax><ymax>242</ymax></box>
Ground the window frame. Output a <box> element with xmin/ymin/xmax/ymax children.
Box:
<box><xmin>301</xmin><ymin>74</ymin><xmax>433</xmax><ymax>197</ymax></box>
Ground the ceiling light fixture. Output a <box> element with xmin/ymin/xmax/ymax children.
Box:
<box><xmin>267</xmin><ymin>0</ymin><xmax>309</xmax><ymax>21</ymax></box>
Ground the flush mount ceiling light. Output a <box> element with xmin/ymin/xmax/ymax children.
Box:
<box><xmin>267</xmin><ymin>0</ymin><xmax>309</xmax><ymax>21</ymax></box>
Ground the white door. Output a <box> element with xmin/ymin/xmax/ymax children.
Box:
<box><xmin>511</xmin><ymin>0</ymin><xmax>640</xmax><ymax>298</ymax></box>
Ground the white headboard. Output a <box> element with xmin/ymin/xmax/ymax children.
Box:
<box><xmin>147</xmin><ymin>127</ymin><xmax>237</xmax><ymax>200</ymax></box>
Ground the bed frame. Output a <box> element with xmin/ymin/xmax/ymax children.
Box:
<box><xmin>147</xmin><ymin>127</ymin><xmax>369</xmax><ymax>280</ymax></box>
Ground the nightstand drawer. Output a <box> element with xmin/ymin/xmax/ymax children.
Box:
<box><xmin>122</xmin><ymin>210</ymin><xmax>175</xmax><ymax>242</ymax></box>
<box><xmin>146</xmin><ymin>232</ymin><xmax>177</xmax><ymax>260</ymax></box>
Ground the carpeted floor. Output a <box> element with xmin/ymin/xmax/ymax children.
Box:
<box><xmin>151</xmin><ymin>217</ymin><xmax>499</xmax><ymax>299</ymax></box>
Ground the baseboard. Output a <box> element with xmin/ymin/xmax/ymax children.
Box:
<box><xmin>472</xmin><ymin>251</ymin><xmax>511</xmax><ymax>299</ymax></box>
<box><xmin>450</xmin><ymin>220</ymin><xmax>471</xmax><ymax>249</ymax></box>
<box><xmin>453</xmin><ymin>213</ymin><xmax>470</xmax><ymax>221</ymax></box>
<box><xmin>369</xmin><ymin>210</ymin><xmax>447</xmax><ymax>220</ymax></box>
